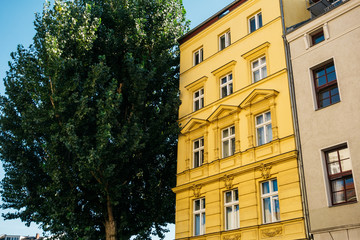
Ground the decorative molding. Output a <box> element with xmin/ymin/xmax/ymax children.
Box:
<box><xmin>259</xmin><ymin>163</ymin><xmax>272</xmax><ymax>180</ymax></box>
<box><xmin>191</xmin><ymin>184</ymin><xmax>202</xmax><ymax>197</ymax></box>
<box><xmin>222</xmin><ymin>174</ymin><xmax>234</xmax><ymax>190</ymax></box>
<box><xmin>261</xmin><ymin>227</ymin><xmax>282</xmax><ymax>238</ymax></box>
<box><xmin>223</xmin><ymin>233</ymin><xmax>241</xmax><ymax>240</ymax></box>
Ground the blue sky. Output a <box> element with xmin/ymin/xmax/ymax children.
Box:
<box><xmin>0</xmin><ymin>0</ymin><xmax>234</xmax><ymax>238</ymax></box>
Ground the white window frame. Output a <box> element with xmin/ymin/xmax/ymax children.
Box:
<box><xmin>193</xmin><ymin>48</ymin><xmax>203</xmax><ymax>66</ymax></box>
<box><xmin>222</xmin><ymin>125</ymin><xmax>235</xmax><ymax>158</ymax></box>
<box><xmin>193</xmin><ymin>198</ymin><xmax>205</xmax><ymax>236</ymax></box>
<box><xmin>255</xmin><ymin>111</ymin><xmax>272</xmax><ymax>146</ymax></box>
<box><xmin>251</xmin><ymin>56</ymin><xmax>267</xmax><ymax>83</ymax></box>
<box><xmin>193</xmin><ymin>138</ymin><xmax>204</xmax><ymax>168</ymax></box>
<box><xmin>220</xmin><ymin>73</ymin><xmax>233</xmax><ymax>98</ymax></box>
<box><xmin>261</xmin><ymin>179</ymin><xmax>280</xmax><ymax>223</ymax></box>
<box><xmin>219</xmin><ymin>31</ymin><xmax>231</xmax><ymax>50</ymax></box>
<box><xmin>193</xmin><ymin>88</ymin><xmax>204</xmax><ymax>111</ymax></box>
<box><xmin>224</xmin><ymin>189</ymin><xmax>239</xmax><ymax>230</ymax></box>
<box><xmin>249</xmin><ymin>12</ymin><xmax>263</xmax><ymax>33</ymax></box>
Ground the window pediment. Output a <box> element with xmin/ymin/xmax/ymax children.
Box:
<box><xmin>181</xmin><ymin>118</ymin><xmax>208</xmax><ymax>134</ymax></box>
<box><xmin>207</xmin><ymin>105</ymin><xmax>239</xmax><ymax>122</ymax></box>
<box><xmin>185</xmin><ymin>76</ymin><xmax>208</xmax><ymax>92</ymax></box>
<box><xmin>240</xmin><ymin>89</ymin><xmax>279</xmax><ymax>109</ymax></box>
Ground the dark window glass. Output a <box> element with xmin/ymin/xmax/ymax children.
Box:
<box><xmin>312</xmin><ymin>30</ymin><xmax>325</xmax><ymax>45</ymax></box>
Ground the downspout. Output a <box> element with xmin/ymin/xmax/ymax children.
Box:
<box><xmin>279</xmin><ymin>0</ymin><xmax>312</xmax><ymax>239</ymax></box>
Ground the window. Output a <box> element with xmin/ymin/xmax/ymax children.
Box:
<box><xmin>261</xmin><ymin>179</ymin><xmax>280</xmax><ymax>223</ymax></box>
<box><xmin>219</xmin><ymin>31</ymin><xmax>231</xmax><ymax>50</ymax></box>
<box><xmin>325</xmin><ymin>146</ymin><xmax>357</xmax><ymax>205</ymax></box>
<box><xmin>313</xmin><ymin>62</ymin><xmax>340</xmax><ymax>109</ymax></box>
<box><xmin>249</xmin><ymin>12</ymin><xmax>263</xmax><ymax>33</ymax></box>
<box><xmin>224</xmin><ymin>189</ymin><xmax>239</xmax><ymax>230</ymax></box>
<box><xmin>220</xmin><ymin>73</ymin><xmax>233</xmax><ymax>98</ymax></box>
<box><xmin>222</xmin><ymin>126</ymin><xmax>235</xmax><ymax>158</ymax></box>
<box><xmin>194</xmin><ymin>198</ymin><xmax>205</xmax><ymax>236</ymax></box>
<box><xmin>255</xmin><ymin>111</ymin><xmax>272</xmax><ymax>146</ymax></box>
<box><xmin>193</xmin><ymin>88</ymin><xmax>204</xmax><ymax>111</ymax></box>
<box><xmin>252</xmin><ymin>56</ymin><xmax>267</xmax><ymax>82</ymax></box>
<box><xmin>193</xmin><ymin>48</ymin><xmax>203</xmax><ymax>66</ymax></box>
<box><xmin>193</xmin><ymin>138</ymin><xmax>204</xmax><ymax>168</ymax></box>
<box><xmin>311</xmin><ymin>29</ymin><xmax>325</xmax><ymax>46</ymax></box>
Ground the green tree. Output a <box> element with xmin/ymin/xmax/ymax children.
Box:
<box><xmin>0</xmin><ymin>0</ymin><xmax>188</xmax><ymax>239</ymax></box>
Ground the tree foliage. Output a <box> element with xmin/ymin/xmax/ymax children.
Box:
<box><xmin>0</xmin><ymin>0</ymin><xmax>188</xmax><ymax>239</ymax></box>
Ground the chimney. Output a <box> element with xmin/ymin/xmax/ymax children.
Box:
<box><xmin>35</xmin><ymin>233</ymin><xmax>40</xmax><ymax>239</ymax></box>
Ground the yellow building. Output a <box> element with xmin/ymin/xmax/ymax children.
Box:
<box><xmin>173</xmin><ymin>0</ymin><xmax>310</xmax><ymax>239</ymax></box>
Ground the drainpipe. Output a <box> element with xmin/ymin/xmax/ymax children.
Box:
<box><xmin>279</xmin><ymin>0</ymin><xmax>312</xmax><ymax>239</ymax></box>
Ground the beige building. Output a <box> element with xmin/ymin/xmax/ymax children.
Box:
<box><xmin>286</xmin><ymin>0</ymin><xmax>360</xmax><ymax>239</ymax></box>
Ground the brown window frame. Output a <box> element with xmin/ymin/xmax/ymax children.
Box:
<box><xmin>324</xmin><ymin>145</ymin><xmax>357</xmax><ymax>205</ymax></box>
<box><xmin>313</xmin><ymin>62</ymin><xmax>340</xmax><ymax>109</ymax></box>
<box><xmin>311</xmin><ymin>30</ymin><xmax>325</xmax><ymax>46</ymax></box>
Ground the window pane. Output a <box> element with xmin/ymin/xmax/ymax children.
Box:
<box><xmin>195</xmin><ymin>214</ymin><xmax>200</xmax><ymax>235</ymax></box>
<box><xmin>346</xmin><ymin>189</ymin><xmax>357</xmax><ymax>202</ymax></box>
<box><xmin>234</xmin><ymin>189</ymin><xmax>239</xmax><ymax>201</ymax></box>
<box><xmin>250</xmin><ymin>18</ymin><xmax>256</xmax><ymax>32</ymax></box>
<box><xmin>230</xmin><ymin>126</ymin><xmax>235</xmax><ymax>135</ymax></box>
<box><xmin>317</xmin><ymin>76</ymin><xmax>327</xmax><ymax>86</ymax></box>
<box><xmin>261</xmin><ymin>56</ymin><xmax>266</xmax><ymax>64</ymax></box>
<box><xmin>234</xmin><ymin>205</ymin><xmax>239</xmax><ymax>228</ymax></box>
<box><xmin>257</xmin><ymin>127</ymin><xmax>265</xmax><ymax>145</ymax></box>
<box><xmin>194</xmin><ymin>100</ymin><xmax>199</xmax><ymax>111</ymax></box>
<box><xmin>331</xmin><ymin>94</ymin><xmax>340</xmax><ymax>104</ymax></box>
<box><xmin>327</xmin><ymin>72</ymin><xmax>336</xmax><ymax>82</ymax></box>
<box><xmin>272</xmin><ymin>179</ymin><xmax>278</xmax><ymax>192</ymax></box>
<box><xmin>195</xmin><ymin>91</ymin><xmax>199</xmax><ymax>98</ymax></box>
<box><xmin>225</xmin><ymin>191</ymin><xmax>232</xmax><ymax>203</ymax></box>
<box><xmin>315</xmin><ymin>69</ymin><xmax>325</xmax><ymax>78</ymax></box>
<box><xmin>202</xmin><ymin>213</ymin><xmax>205</xmax><ymax>232</ymax></box>
<box><xmin>320</xmin><ymin>91</ymin><xmax>330</xmax><ymax>100</ymax></box>
<box><xmin>253</xmin><ymin>70</ymin><xmax>260</xmax><ymax>82</ymax></box>
<box><xmin>263</xmin><ymin>197</ymin><xmax>271</xmax><ymax>223</ymax></box>
<box><xmin>339</xmin><ymin>148</ymin><xmax>349</xmax><ymax>160</ymax></box>
<box><xmin>252</xmin><ymin>60</ymin><xmax>259</xmax><ymax>68</ymax></box>
<box><xmin>195</xmin><ymin>200</ymin><xmax>200</xmax><ymax>210</ymax></box>
<box><xmin>327</xmin><ymin>151</ymin><xmax>338</xmax><ymax>162</ymax></box>
<box><xmin>330</xmin><ymin>87</ymin><xmax>339</xmax><ymax>95</ymax></box>
<box><xmin>194</xmin><ymin>141</ymin><xmax>199</xmax><ymax>149</ymax></box>
<box><xmin>194</xmin><ymin>152</ymin><xmax>199</xmax><ymax>168</ymax></box>
<box><xmin>331</xmin><ymin>179</ymin><xmax>344</xmax><ymax>192</ymax></box>
<box><xmin>261</xmin><ymin>66</ymin><xmax>267</xmax><ymax>79</ymax></box>
<box><xmin>320</xmin><ymin>98</ymin><xmax>331</xmax><ymax>108</ymax></box>
<box><xmin>226</xmin><ymin>207</ymin><xmax>232</xmax><ymax>229</ymax></box>
<box><xmin>202</xmin><ymin>198</ymin><xmax>205</xmax><ymax>208</ymax></box>
<box><xmin>333</xmin><ymin>191</ymin><xmax>345</xmax><ymax>204</ymax></box>
<box><xmin>266</xmin><ymin>123</ymin><xmax>272</xmax><ymax>143</ymax></box>
<box><xmin>200</xmin><ymin>150</ymin><xmax>204</xmax><ymax>166</ymax></box>
<box><xmin>229</xmin><ymin>83</ymin><xmax>233</xmax><ymax>94</ymax></box>
<box><xmin>345</xmin><ymin>177</ymin><xmax>354</xmax><ymax>190</ymax></box>
<box><xmin>262</xmin><ymin>181</ymin><xmax>270</xmax><ymax>194</ymax></box>
<box><xmin>341</xmin><ymin>159</ymin><xmax>352</xmax><ymax>172</ymax></box>
<box><xmin>200</xmin><ymin>138</ymin><xmax>204</xmax><ymax>146</ymax></box>
<box><xmin>256</xmin><ymin>115</ymin><xmax>264</xmax><ymax>125</ymax></box>
<box><xmin>329</xmin><ymin>162</ymin><xmax>340</xmax><ymax>175</ymax></box>
<box><xmin>265</xmin><ymin>111</ymin><xmax>271</xmax><ymax>121</ymax></box>
<box><xmin>231</xmin><ymin>138</ymin><xmax>235</xmax><ymax>155</ymax></box>
<box><xmin>223</xmin><ymin>140</ymin><xmax>229</xmax><ymax>157</ymax></box>
<box><xmin>222</xmin><ymin>86</ymin><xmax>227</xmax><ymax>98</ymax></box>
<box><xmin>201</xmin><ymin>98</ymin><xmax>204</xmax><ymax>108</ymax></box>
<box><xmin>221</xmin><ymin>77</ymin><xmax>227</xmax><ymax>84</ymax></box>
<box><xmin>220</xmin><ymin>36</ymin><xmax>226</xmax><ymax>50</ymax></box>
<box><xmin>314</xmin><ymin>34</ymin><xmax>324</xmax><ymax>44</ymax></box>
<box><xmin>223</xmin><ymin>129</ymin><xmax>229</xmax><ymax>138</ymax></box>
<box><xmin>229</xmin><ymin>74</ymin><xmax>233</xmax><ymax>80</ymax></box>
<box><xmin>257</xmin><ymin>127</ymin><xmax>264</xmax><ymax>145</ymax></box>
<box><xmin>274</xmin><ymin>197</ymin><xmax>280</xmax><ymax>221</ymax></box>
<box><xmin>326</xmin><ymin>64</ymin><xmax>335</xmax><ymax>73</ymax></box>
<box><xmin>258</xmin><ymin>13</ymin><xmax>263</xmax><ymax>27</ymax></box>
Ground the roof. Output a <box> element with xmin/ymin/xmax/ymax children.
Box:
<box><xmin>178</xmin><ymin>0</ymin><xmax>249</xmax><ymax>45</ymax></box>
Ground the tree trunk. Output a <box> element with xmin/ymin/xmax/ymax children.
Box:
<box><xmin>105</xmin><ymin>194</ymin><xmax>117</xmax><ymax>240</ymax></box>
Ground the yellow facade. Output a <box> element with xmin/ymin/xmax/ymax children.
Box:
<box><xmin>173</xmin><ymin>0</ymin><xmax>310</xmax><ymax>239</ymax></box>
